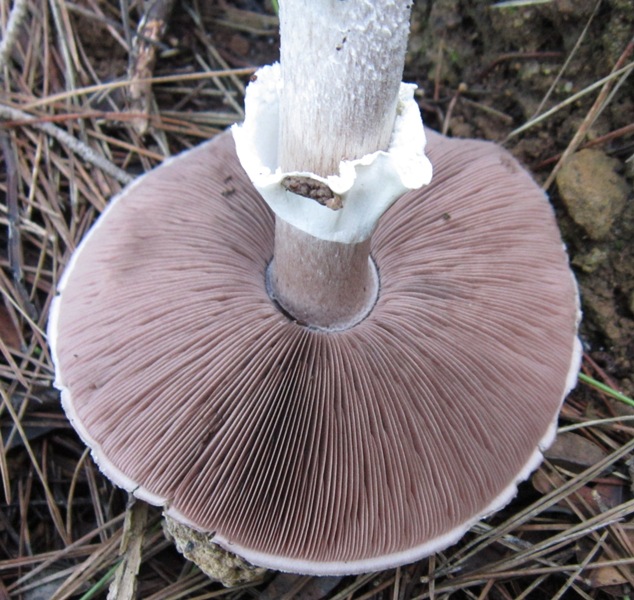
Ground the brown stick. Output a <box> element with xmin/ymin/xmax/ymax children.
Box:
<box><xmin>126</xmin><ymin>0</ymin><xmax>176</xmax><ymax>135</ymax></box>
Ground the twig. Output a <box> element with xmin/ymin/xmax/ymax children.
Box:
<box><xmin>0</xmin><ymin>104</ymin><xmax>133</xmax><ymax>184</ymax></box>
<box><xmin>0</xmin><ymin>0</ymin><xmax>28</xmax><ymax>74</ymax></box>
<box><xmin>460</xmin><ymin>96</ymin><xmax>514</xmax><ymax>124</ymax></box>
<box><xmin>127</xmin><ymin>0</ymin><xmax>176</xmax><ymax>134</ymax></box>
<box><xmin>433</xmin><ymin>37</ymin><xmax>444</xmax><ymax>103</ymax></box>
<box><xmin>107</xmin><ymin>498</ymin><xmax>148</xmax><ymax>600</ymax></box>
<box><xmin>477</xmin><ymin>51</ymin><xmax>563</xmax><ymax>80</ymax></box>
<box><xmin>442</xmin><ymin>82</ymin><xmax>467</xmax><ymax>135</ymax></box>
<box><xmin>534</xmin><ymin>123</ymin><xmax>634</xmax><ymax>169</ymax></box>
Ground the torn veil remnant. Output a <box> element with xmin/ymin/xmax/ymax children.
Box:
<box><xmin>48</xmin><ymin>0</ymin><xmax>581</xmax><ymax>578</ymax></box>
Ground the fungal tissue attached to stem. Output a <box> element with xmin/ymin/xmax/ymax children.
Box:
<box><xmin>232</xmin><ymin>63</ymin><xmax>433</xmax><ymax>244</ymax></box>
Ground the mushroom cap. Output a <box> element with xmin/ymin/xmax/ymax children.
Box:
<box><xmin>48</xmin><ymin>130</ymin><xmax>581</xmax><ymax>575</ymax></box>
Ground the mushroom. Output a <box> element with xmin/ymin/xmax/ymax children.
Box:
<box><xmin>48</xmin><ymin>1</ymin><xmax>581</xmax><ymax>577</ymax></box>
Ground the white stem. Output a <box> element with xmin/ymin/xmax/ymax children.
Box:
<box><xmin>278</xmin><ymin>0</ymin><xmax>413</xmax><ymax>176</ymax></box>
<box><xmin>233</xmin><ymin>0</ymin><xmax>431</xmax><ymax>328</ymax></box>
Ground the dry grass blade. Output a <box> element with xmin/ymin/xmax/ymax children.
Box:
<box><xmin>5</xmin><ymin>514</ymin><xmax>125</xmax><ymax>590</ymax></box>
<box><xmin>542</xmin><ymin>37</ymin><xmax>634</xmax><ymax>189</ymax></box>
<box><xmin>0</xmin><ymin>383</ymin><xmax>69</xmax><ymax>545</ymax></box>
<box><xmin>21</xmin><ymin>68</ymin><xmax>256</xmax><ymax>111</ymax></box>
<box><xmin>477</xmin><ymin>498</ymin><xmax>634</xmax><ymax>576</ymax></box>
<box><xmin>1</xmin><ymin>0</ymin><xmax>272</xmax><ymax>596</ymax></box>
<box><xmin>529</xmin><ymin>0</ymin><xmax>602</xmax><ymax>119</ymax></box>
<box><xmin>1</xmin><ymin>130</ymin><xmax>38</xmax><ymax>321</ymax></box>
<box><xmin>48</xmin><ymin>528</ymin><xmax>122</xmax><ymax>599</ymax></box>
<box><xmin>411</xmin><ymin>436</ymin><xmax>634</xmax><ymax>597</ymax></box>
<box><xmin>439</xmin><ymin>437</ymin><xmax>634</xmax><ymax>573</ymax></box>
<box><xmin>505</xmin><ymin>61</ymin><xmax>634</xmax><ymax>141</ymax></box>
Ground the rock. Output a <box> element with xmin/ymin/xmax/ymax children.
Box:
<box><xmin>572</xmin><ymin>246</ymin><xmax>609</xmax><ymax>274</ymax></box>
<box><xmin>556</xmin><ymin>149</ymin><xmax>629</xmax><ymax>240</ymax></box>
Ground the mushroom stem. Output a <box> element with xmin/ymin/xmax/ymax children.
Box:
<box><xmin>277</xmin><ymin>0</ymin><xmax>411</xmax><ymax>175</ymax></box>
<box><xmin>269</xmin><ymin>0</ymin><xmax>413</xmax><ymax>328</ymax></box>
<box><xmin>269</xmin><ymin>219</ymin><xmax>378</xmax><ymax>330</ymax></box>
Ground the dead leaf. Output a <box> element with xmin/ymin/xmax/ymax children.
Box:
<box><xmin>588</xmin><ymin>563</ymin><xmax>629</xmax><ymax>589</ymax></box>
<box><xmin>0</xmin><ymin>304</ymin><xmax>21</xmax><ymax>349</ymax></box>
<box><xmin>544</xmin><ymin>432</ymin><xmax>607</xmax><ymax>472</ymax></box>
